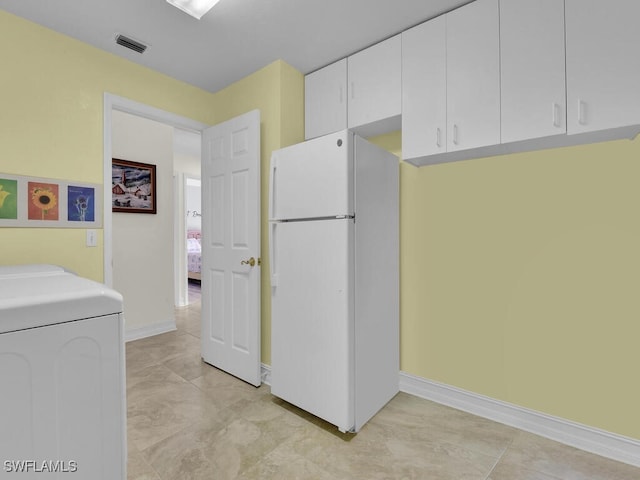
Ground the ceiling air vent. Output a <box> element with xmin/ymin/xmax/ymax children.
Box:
<box><xmin>115</xmin><ymin>34</ymin><xmax>147</xmax><ymax>54</ymax></box>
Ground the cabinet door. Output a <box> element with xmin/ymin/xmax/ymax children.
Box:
<box><xmin>304</xmin><ymin>59</ymin><xmax>347</xmax><ymax>140</ymax></box>
<box><xmin>500</xmin><ymin>0</ymin><xmax>566</xmax><ymax>143</ymax></box>
<box><xmin>402</xmin><ymin>15</ymin><xmax>447</xmax><ymax>159</ymax></box>
<box><xmin>347</xmin><ymin>35</ymin><xmax>401</xmax><ymax>133</ymax></box>
<box><xmin>565</xmin><ymin>0</ymin><xmax>640</xmax><ymax>134</ymax></box>
<box><xmin>446</xmin><ymin>0</ymin><xmax>500</xmax><ymax>151</ymax></box>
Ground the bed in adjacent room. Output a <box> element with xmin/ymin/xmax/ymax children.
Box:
<box><xmin>187</xmin><ymin>230</ymin><xmax>202</xmax><ymax>281</ymax></box>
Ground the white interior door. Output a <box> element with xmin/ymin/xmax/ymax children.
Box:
<box><xmin>201</xmin><ymin>110</ymin><xmax>261</xmax><ymax>386</ymax></box>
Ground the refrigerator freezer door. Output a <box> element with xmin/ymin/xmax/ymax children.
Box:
<box><xmin>269</xmin><ymin>130</ymin><xmax>354</xmax><ymax>221</ymax></box>
<box><xmin>271</xmin><ymin>218</ymin><xmax>354</xmax><ymax>431</ymax></box>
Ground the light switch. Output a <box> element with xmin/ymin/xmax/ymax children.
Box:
<box><xmin>86</xmin><ymin>229</ymin><xmax>97</xmax><ymax>247</ymax></box>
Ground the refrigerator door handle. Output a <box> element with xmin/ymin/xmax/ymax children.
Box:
<box><xmin>269</xmin><ymin>222</ymin><xmax>278</xmax><ymax>287</ymax></box>
<box><xmin>269</xmin><ymin>157</ymin><xmax>277</xmax><ymax>220</ymax></box>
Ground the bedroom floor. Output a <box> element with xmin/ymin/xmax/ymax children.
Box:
<box><xmin>125</xmin><ymin>290</ymin><xmax>639</xmax><ymax>480</ymax></box>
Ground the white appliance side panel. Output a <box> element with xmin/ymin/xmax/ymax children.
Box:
<box><xmin>269</xmin><ymin>131</ymin><xmax>354</xmax><ymax>220</ymax></box>
<box><xmin>0</xmin><ymin>314</ymin><xmax>125</xmax><ymax>479</ymax></box>
<box><xmin>353</xmin><ymin>136</ymin><xmax>400</xmax><ymax>431</ymax></box>
<box><xmin>271</xmin><ymin>219</ymin><xmax>354</xmax><ymax>431</ymax></box>
<box><xmin>55</xmin><ymin>314</ymin><xmax>124</xmax><ymax>479</ymax></box>
<box><xmin>0</xmin><ymin>345</ymin><xmax>39</xmax><ymax>465</ymax></box>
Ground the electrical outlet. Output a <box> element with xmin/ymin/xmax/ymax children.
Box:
<box><xmin>86</xmin><ymin>229</ymin><xmax>97</xmax><ymax>247</ymax></box>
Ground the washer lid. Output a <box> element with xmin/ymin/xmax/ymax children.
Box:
<box><xmin>0</xmin><ymin>268</ymin><xmax>123</xmax><ymax>334</ymax></box>
<box><xmin>0</xmin><ymin>264</ymin><xmax>67</xmax><ymax>276</ymax></box>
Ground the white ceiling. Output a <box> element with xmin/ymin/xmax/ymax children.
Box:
<box><xmin>1</xmin><ymin>0</ymin><xmax>471</xmax><ymax>94</ymax></box>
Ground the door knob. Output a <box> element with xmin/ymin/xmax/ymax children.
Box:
<box><xmin>241</xmin><ymin>257</ymin><xmax>260</xmax><ymax>267</ymax></box>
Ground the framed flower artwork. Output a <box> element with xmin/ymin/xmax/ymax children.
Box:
<box><xmin>68</xmin><ymin>185</ymin><xmax>96</xmax><ymax>222</ymax></box>
<box><xmin>0</xmin><ymin>178</ymin><xmax>18</xmax><ymax>220</ymax></box>
<box><xmin>0</xmin><ymin>173</ymin><xmax>102</xmax><ymax>228</ymax></box>
<box><xmin>28</xmin><ymin>182</ymin><xmax>59</xmax><ymax>221</ymax></box>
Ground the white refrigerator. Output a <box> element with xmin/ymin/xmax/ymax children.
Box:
<box><xmin>269</xmin><ymin>130</ymin><xmax>399</xmax><ymax>433</ymax></box>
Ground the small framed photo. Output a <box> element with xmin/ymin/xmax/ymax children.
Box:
<box><xmin>112</xmin><ymin>158</ymin><xmax>157</xmax><ymax>214</ymax></box>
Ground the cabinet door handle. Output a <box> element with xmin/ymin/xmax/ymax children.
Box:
<box><xmin>351</xmin><ymin>82</ymin><xmax>355</xmax><ymax>99</ymax></box>
<box><xmin>436</xmin><ymin>127</ymin><xmax>442</xmax><ymax>148</ymax></box>
<box><xmin>552</xmin><ymin>103</ymin><xmax>561</xmax><ymax>128</ymax></box>
<box><xmin>578</xmin><ymin>100</ymin><xmax>587</xmax><ymax>125</ymax></box>
<box><xmin>453</xmin><ymin>124</ymin><xmax>459</xmax><ymax>146</ymax></box>
<box><xmin>339</xmin><ymin>86</ymin><xmax>343</xmax><ymax>104</ymax></box>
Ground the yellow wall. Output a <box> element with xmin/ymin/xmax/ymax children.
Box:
<box><xmin>0</xmin><ymin>9</ymin><xmax>303</xmax><ymax>360</ymax></box>
<box><xmin>111</xmin><ymin>112</ymin><xmax>175</xmax><ymax>331</ymax></box>
<box><xmin>370</xmin><ymin>131</ymin><xmax>640</xmax><ymax>440</ymax></box>
<box><xmin>0</xmin><ymin>10</ymin><xmax>215</xmax><ymax>282</ymax></box>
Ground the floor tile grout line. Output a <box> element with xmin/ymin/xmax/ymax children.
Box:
<box><xmin>483</xmin><ymin>434</ymin><xmax>516</xmax><ymax>480</ymax></box>
<box><xmin>146</xmin><ymin>456</ymin><xmax>164</xmax><ymax>480</ymax></box>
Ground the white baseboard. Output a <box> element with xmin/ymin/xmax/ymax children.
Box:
<box><xmin>125</xmin><ymin>320</ymin><xmax>177</xmax><ymax>342</ymax></box>
<box><xmin>399</xmin><ymin>371</ymin><xmax>640</xmax><ymax>468</ymax></box>
<box><xmin>261</xmin><ymin>363</ymin><xmax>272</xmax><ymax>386</ymax></box>
<box><xmin>239</xmin><ymin>364</ymin><xmax>640</xmax><ymax>467</ymax></box>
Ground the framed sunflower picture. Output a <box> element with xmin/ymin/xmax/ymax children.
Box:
<box><xmin>28</xmin><ymin>181</ymin><xmax>59</xmax><ymax>221</ymax></box>
<box><xmin>112</xmin><ymin>158</ymin><xmax>157</xmax><ymax>214</ymax></box>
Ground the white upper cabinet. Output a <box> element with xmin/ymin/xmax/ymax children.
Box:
<box><xmin>309</xmin><ymin>0</ymin><xmax>640</xmax><ymax>165</ymax></box>
<box><xmin>500</xmin><ymin>0</ymin><xmax>566</xmax><ymax>143</ymax></box>
<box><xmin>565</xmin><ymin>0</ymin><xmax>640</xmax><ymax>134</ymax></box>
<box><xmin>402</xmin><ymin>0</ymin><xmax>499</xmax><ymax>161</ymax></box>
<box><xmin>402</xmin><ymin>15</ymin><xmax>447</xmax><ymax>159</ymax></box>
<box><xmin>347</xmin><ymin>35</ymin><xmax>402</xmax><ymax>136</ymax></box>
<box><xmin>305</xmin><ymin>59</ymin><xmax>348</xmax><ymax>140</ymax></box>
<box><xmin>446</xmin><ymin>0</ymin><xmax>500</xmax><ymax>152</ymax></box>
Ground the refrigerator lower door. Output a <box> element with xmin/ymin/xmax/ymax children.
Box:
<box><xmin>271</xmin><ymin>218</ymin><xmax>354</xmax><ymax>431</ymax></box>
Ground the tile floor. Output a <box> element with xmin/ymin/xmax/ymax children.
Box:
<box><xmin>126</xmin><ymin>284</ymin><xmax>640</xmax><ymax>480</ymax></box>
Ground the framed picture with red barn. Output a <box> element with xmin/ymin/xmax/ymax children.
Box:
<box><xmin>112</xmin><ymin>158</ymin><xmax>157</xmax><ymax>214</ymax></box>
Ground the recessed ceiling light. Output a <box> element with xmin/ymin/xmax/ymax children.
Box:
<box><xmin>166</xmin><ymin>0</ymin><xmax>221</xmax><ymax>19</ymax></box>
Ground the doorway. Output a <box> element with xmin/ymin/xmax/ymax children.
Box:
<box><xmin>104</xmin><ymin>96</ymin><xmax>262</xmax><ymax>387</ymax></box>
<box><xmin>104</xmin><ymin>94</ymin><xmax>207</xmax><ymax>341</ymax></box>
<box><xmin>174</xmin><ymin>128</ymin><xmax>202</xmax><ymax>309</ymax></box>
<box><xmin>184</xmin><ymin>176</ymin><xmax>202</xmax><ymax>304</ymax></box>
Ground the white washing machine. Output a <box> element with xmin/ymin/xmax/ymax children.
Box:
<box><xmin>0</xmin><ymin>265</ymin><xmax>126</xmax><ymax>479</ymax></box>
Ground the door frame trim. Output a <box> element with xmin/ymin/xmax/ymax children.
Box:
<box><xmin>102</xmin><ymin>93</ymin><xmax>208</xmax><ymax>287</ymax></box>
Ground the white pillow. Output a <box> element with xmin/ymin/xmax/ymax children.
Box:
<box><xmin>187</xmin><ymin>238</ymin><xmax>201</xmax><ymax>252</ymax></box>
